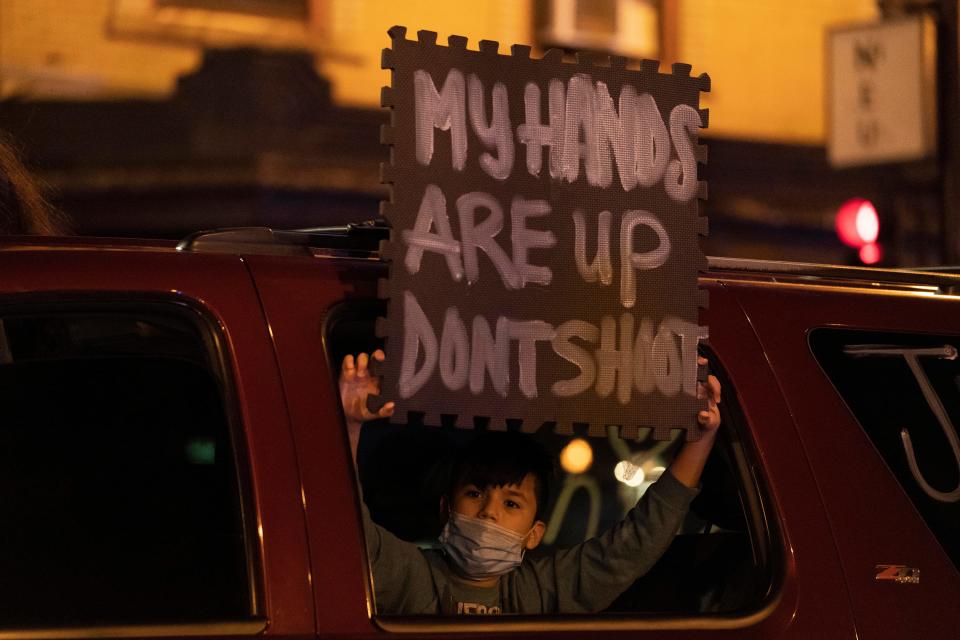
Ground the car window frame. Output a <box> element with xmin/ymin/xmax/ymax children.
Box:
<box><xmin>324</xmin><ymin>301</ymin><xmax>785</xmax><ymax>633</ymax></box>
<box><xmin>0</xmin><ymin>292</ymin><xmax>266</xmax><ymax>638</ymax></box>
<box><xmin>807</xmin><ymin>325</ymin><xmax>960</xmax><ymax>573</ymax></box>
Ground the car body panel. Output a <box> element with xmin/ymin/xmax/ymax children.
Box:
<box><xmin>699</xmin><ymin>281</ymin><xmax>856</xmax><ymax>639</ymax></box>
<box><xmin>3</xmin><ymin>235</ymin><xmax>957</xmax><ymax>639</ymax></box>
<box><xmin>243</xmin><ymin>254</ymin><xmax>381</xmax><ymax>636</ymax></box>
<box><xmin>731</xmin><ymin>282</ymin><xmax>960</xmax><ymax>640</ymax></box>
<box><xmin>0</xmin><ymin>243</ymin><xmax>315</xmax><ymax>638</ymax></box>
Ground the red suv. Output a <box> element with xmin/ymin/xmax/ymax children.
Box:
<box><xmin>0</xmin><ymin>227</ymin><xmax>957</xmax><ymax>639</ymax></box>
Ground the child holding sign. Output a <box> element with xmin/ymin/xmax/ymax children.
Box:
<box><xmin>339</xmin><ymin>349</ymin><xmax>721</xmax><ymax>615</ymax></box>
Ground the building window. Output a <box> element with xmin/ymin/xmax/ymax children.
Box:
<box><xmin>534</xmin><ymin>0</ymin><xmax>661</xmax><ymax>60</ymax></box>
<box><xmin>155</xmin><ymin>0</ymin><xmax>309</xmax><ymax>21</ymax></box>
<box><xmin>108</xmin><ymin>0</ymin><xmax>327</xmax><ymax>50</ymax></box>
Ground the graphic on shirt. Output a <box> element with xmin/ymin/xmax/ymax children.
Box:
<box><xmin>456</xmin><ymin>602</ymin><xmax>502</xmax><ymax>615</ymax></box>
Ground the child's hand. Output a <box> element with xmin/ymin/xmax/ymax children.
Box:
<box><xmin>696</xmin><ymin>356</ymin><xmax>722</xmax><ymax>433</ymax></box>
<box><xmin>671</xmin><ymin>357</ymin><xmax>723</xmax><ymax>487</ymax></box>
<box><xmin>339</xmin><ymin>350</ymin><xmax>395</xmax><ymax>426</ymax></box>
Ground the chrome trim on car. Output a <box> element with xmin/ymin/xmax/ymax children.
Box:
<box><xmin>372</xmin><ymin>586</ymin><xmax>783</xmax><ymax>633</ymax></box>
<box><xmin>712</xmin><ymin>278</ymin><xmax>960</xmax><ymax>300</ymax></box>
<box><xmin>309</xmin><ymin>247</ymin><xmax>383</xmax><ymax>260</ymax></box>
<box><xmin>170</xmin><ymin>227</ymin><xmax>960</xmax><ymax>296</ymax></box>
<box><xmin>0</xmin><ymin>619</ymin><xmax>268</xmax><ymax>639</ymax></box>
<box><xmin>177</xmin><ymin>228</ymin><xmax>314</xmax><ymax>256</ymax></box>
<box><xmin>180</xmin><ymin>225</ymin><xmax>384</xmax><ymax>257</ymax></box>
<box><xmin>707</xmin><ymin>256</ymin><xmax>960</xmax><ymax>294</ymax></box>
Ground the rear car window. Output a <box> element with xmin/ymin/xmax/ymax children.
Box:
<box><xmin>0</xmin><ymin>301</ymin><xmax>255</xmax><ymax>627</ymax></box>
<box><xmin>327</xmin><ymin>303</ymin><xmax>778</xmax><ymax>620</ymax></box>
<box><xmin>810</xmin><ymin>328</ymin><xmax>960</xmax><ymax>572</ymax></box>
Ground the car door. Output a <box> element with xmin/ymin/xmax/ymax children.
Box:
<box><xmin>257</xmin><ymin>252</ymin><xmax>856</xmax><ymax>640</ymax></box>
<box><xmin>0</xmin><ymin>243</ymin><xmax>314</xmax><ymax>640</ymax></box>
<box><xmin>733</xmin><ymin>279</ymin><xmax>960</xmax><ymax>640</ymax></box>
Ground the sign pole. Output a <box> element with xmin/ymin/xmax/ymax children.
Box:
<box><xmin>937</xmin><ymin>0</ymin><xmax>960</xmax><ymax>263</ymax></box>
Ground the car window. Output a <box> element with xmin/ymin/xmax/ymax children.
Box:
<box><xmin>327</xmin><ymin>304</ymin><xmax>777</xmax><ymax>620</ymax></box>
<box><xmin>810</xmin><ymin>328</ymin><xmax>960</xmax><ymax>572</ymax></box>
<box><xmin>0</xmin><ymin>301</ymin><xmax>255</xmax><ymax>627</ymax></box>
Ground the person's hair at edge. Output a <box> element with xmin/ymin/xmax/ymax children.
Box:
<box><xmin>0</xmin><ymin>135</ymin><xmax>71</xmax><ymax>235</ymax></box>
<box><xmin>449</xmin><ymin>430</ymin><xmax>556</xmax><ymax>520</ymax></box>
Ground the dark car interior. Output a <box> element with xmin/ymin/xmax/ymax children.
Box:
<box><xmin>0</xmin><ymin>304</ymin><xmax>253</xmax><ymax>626</ymax></box>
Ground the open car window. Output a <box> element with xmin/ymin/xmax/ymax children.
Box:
<box><xmin>327</xmin><ymin>302</ymin><xmax>778</xmax><ymax>620</ymax></box>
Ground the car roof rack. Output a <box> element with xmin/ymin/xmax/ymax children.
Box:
<box><xmin>178</xmin><ymin>224</ymin><xmax>960</xmax><ymax>294</ymax></box>
<box><xmin>709</xmin><ymin>256</ymin><xmax>960</xmax><ymax>295</ymax></box>
<box><xmin>177</xmin><ymin>220</ymin><xmax>389</xmax><ymax>257</ymax></box>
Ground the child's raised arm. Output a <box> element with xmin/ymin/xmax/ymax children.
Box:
<box><xmin>339</xmin><ymin>349</ymin><xmax>394</xmax><ymax>464</ymax></box>
<box><xmin>667</xmin><ymin>356</ymin><xmax>722</xmax><ymax>488</ymax></box>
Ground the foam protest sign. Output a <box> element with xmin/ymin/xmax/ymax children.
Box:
<box><xmin>377</xmin><ymin>27</ymin><xmax>710</xmax><ymax>440</ymax></box>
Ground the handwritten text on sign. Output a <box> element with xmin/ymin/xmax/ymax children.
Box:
<box><xmin>379</xmin><ymin>31</ymin><xmax>709</xmax><ymax>437</ymax></box>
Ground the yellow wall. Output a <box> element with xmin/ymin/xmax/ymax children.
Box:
<box><xmin>0</xmin><ymin>0</ymin><xmax>880</xmax><ymax>143</ymax></box>
<box><xmin>0</xmin><ymin>0</ymin><xmax>200</xmax><ymax>99</ymax></box>
<box><xmin>676</xmin><ymin>0</ymin><xmax>879</xmax><ymax>144</ymax></box>
<box><xmin>320</xmin><ymin>0</ymin><xmax>532</xmax><ymax>107</ymax></box>
<box><xmin>322</xmin><ymin>0</ymin><xmax>879</xmax><ymax>144</ymax></box>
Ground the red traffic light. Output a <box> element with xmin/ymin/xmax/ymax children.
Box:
<box><xmin>858</xmin><ymin>242</ymin><xmax>882</xmax><ymax>265</ymax></box>
<box><xmin>836</xmin><ymin>198</ymin><xmax>879</xmax><ymax>248</ymax></box>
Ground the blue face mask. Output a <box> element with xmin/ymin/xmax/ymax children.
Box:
<box><xmin>438</xmin><ymin>512</ymin><xmax>531</xmax><ymax>580</ymax></box>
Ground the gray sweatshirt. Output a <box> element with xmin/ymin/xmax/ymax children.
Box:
<box><xmin>362</xmin><ymin>470</ymin><xmax>698</xmax><ymax>615</ymax></box>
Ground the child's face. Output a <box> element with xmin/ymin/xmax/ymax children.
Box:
<box><xmin>450</xmin><ymin>472</ymin><xmax>546</xmax><ymax>550</ymax></box>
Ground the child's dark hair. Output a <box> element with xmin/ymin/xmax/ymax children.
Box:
<box><xmin>449</xmin><ymin>431</ymin><xmax>555</xmax><ymax>520</ymax></box>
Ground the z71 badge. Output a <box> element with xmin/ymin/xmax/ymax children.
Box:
<box><xmin>875</xmin><ymin>564</ymin><xmax>921</xmax><ymax>584</ymax></box>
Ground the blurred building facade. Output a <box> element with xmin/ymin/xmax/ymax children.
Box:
<box><xmin>0</xmin><ymin>0</ymin><xmax>947</xmax><ymax>265</ymax></box>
